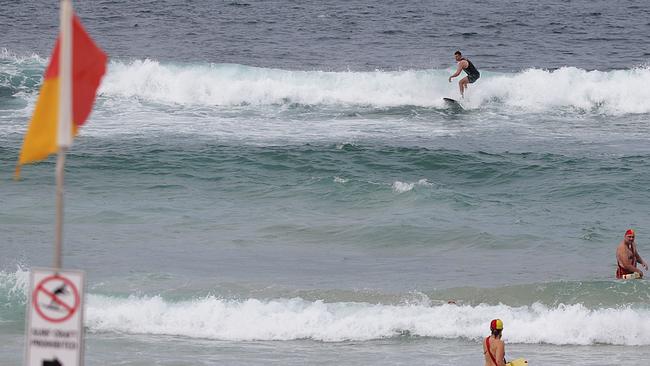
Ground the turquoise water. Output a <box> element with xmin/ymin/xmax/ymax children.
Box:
<box><xmin>3</xmin><ymin>55</ymin><xmax>650</xmax><ymax>364</ymax></box>
<box><xmin>2</xmin><ymin>1</ymin><xmax>650</xmax><ymax>364</ymax></box>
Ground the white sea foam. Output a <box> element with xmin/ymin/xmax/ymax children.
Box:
<box><xmin>96</xmin><ymin>60</ymin><xmax>650</xmax><ymax>115</ymax></box>
<box><xmin>1</xmin><ymin>270</ymin><xmax>649</xmax><ymax>345</ymax></box>
<box><xmin>0</xmin><ymin>47</ymin><xmax>47</xmax><ymax>65</ymax></box>
<box><xmin>100</xmin><ymin>60</ymin><xmax>438</xmax><ymax>107</ymax></box>
<box><xmin>392</xmin><ymin>181</ymin><xmax>415</xmax><ymax>193</ymax></box>
<box><xmin>0</xmin><ymin>266</ymin><xmax>30</xmax><ymax>302</ymax></box>
<box><xmin>392</xmin><ymin>179</ymin><xmax>432</xmax><ymax>193</ymax></box>
<box><xmin>84</xmin><ymin>295</ymin><xmax>650</xmax><ymax>345</ymax></box>
<box><xmin>4</xmin><ymin>51</ymin><xmax>650</xmax><ymax>115</ymax></box>
<box><xmin>468</xmin><ymin>67</ymin><xmax>650</xmax><ymax>114</ymax></box>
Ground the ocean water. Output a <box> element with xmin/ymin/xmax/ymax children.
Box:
<box><xmin>2</xmin><ymin>0</ymin><xmax>650</xmax><ymax>365</ymax></box>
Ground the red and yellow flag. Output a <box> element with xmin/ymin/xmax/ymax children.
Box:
<box><xmin>17</xmin><ymin>14</ymin><xmax>106</xmax><ymax>175</ymax></box>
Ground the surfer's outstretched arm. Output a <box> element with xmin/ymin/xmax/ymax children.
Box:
<box><xmin>448</xmin><ymin>62</ymin><xmax>467</xmax><ymax>82</ymax></box>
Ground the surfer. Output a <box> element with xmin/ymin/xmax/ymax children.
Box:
<box><xmin>616</xmin><ymin>229</ymin><xmax>648</xmax><ymax>279</ymax></box>
<box><xmin>483</xmin><ymin>319</ymin><xmax>506</xmax><ymax>366</ymax></box>
<box><xmin>448</xmin><ymin>50</ymin><xmax>480</xmax><ymax>98</ymax></box>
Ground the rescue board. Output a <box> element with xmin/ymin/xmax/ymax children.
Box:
<box><xmin>622</xmin><ymin>272</ymin><xmax>641</xmax><ymax>280</ymax></box>
<box><xmin>506</xmin><ymin>358</ymin><xmax>528</xmax><ymax>366</ymax></box>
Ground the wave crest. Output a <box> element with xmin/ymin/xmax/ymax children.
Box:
<box><xmin>98</xmin><ymin>60</ymin><xmax>650</xmax><ymax>115</ymax></box>
<box><xmin>4</xmin><ymin>50</ymin><xmax>650</xmax><ymax>115</ymax></box>
<box><xmin>86</xmin><ymin>295</ymin><xmax>650</xmax><ymax>345</ymax></box>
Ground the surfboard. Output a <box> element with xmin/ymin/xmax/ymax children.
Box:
<box><xmin>506</xmin><ymin>358</ymin><xmax>528</xmax><ymax>366</ymax></box>
<box><xmin>442</xmin><ymin>97</ymin><xmax>463</xmax><ymax>110</ymax></box>
<box><xmin>622</xmin><ymin>272</ymin><xmax>641</xmax><ymax>280</ymax></box>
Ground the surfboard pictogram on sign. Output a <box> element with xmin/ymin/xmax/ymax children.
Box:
<box><xmin>33</xmin><ymin>274</ymin><xmax>80</xmax><ymax>323</ymax></box>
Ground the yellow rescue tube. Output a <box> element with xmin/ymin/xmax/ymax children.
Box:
<box><xmin>506</xmin><ymin>358</ymin><xmax>528</xmax><ymax>366</ymax></box>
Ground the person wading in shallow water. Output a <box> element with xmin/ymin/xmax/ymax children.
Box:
<box><xmin>448</xmin><ymin>50</ymin><xmax>480</xmax><ymax>98</ymax></box>
<box><xmin>483</xmin><ymin>319</ymin><xmax>506</xmax><ymax>366</ymax></box>
<box><xmin>616</xmin><ymin>229</ymin><xmax>648</xmax><ymax>279</ymax></box>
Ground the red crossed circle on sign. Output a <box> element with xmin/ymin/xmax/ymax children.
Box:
<box><xmin>32</xmin><ymin>274</ymin><xmax>80</xmax><ymax>323</ymax></box>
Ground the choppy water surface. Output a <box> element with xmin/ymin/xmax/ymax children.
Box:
<box><xmin>2</xmin><ymin>1</ymin><xmax>650</xmax><ymax>365</ymax></box>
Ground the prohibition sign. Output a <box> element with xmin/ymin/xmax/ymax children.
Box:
<box><xmin>32</xmin><ymin>275</ymin><xmax>80</xmax><ymax>323</ymax></box>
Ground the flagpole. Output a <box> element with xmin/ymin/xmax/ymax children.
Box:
<box><xmin>55</xmin><ymin>0</ymin><xmax>73</xmax><ymax>271</ymax></box>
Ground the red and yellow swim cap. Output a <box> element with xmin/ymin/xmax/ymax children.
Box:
<box><xmin>625</xmin><ymin>229</ymin><xmax>635</xmax><ymax>237</ymax></box>
<box><xmin>490</xmin><ymin>319</ymin><xmax>504</xmax><ymax>330</ymax></box>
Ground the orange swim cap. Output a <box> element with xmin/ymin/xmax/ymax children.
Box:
<box><xmin>625</xmin><ymin>229</ymin><xmax>635</xmax><ymax>237</ymax></box>
<box><xmin>490</xmin><ymin>319</ymin><xmax>503</xmax><ymax>330</ymax></box>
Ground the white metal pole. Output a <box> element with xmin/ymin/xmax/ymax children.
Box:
<box><xmin>55</xmin><ymin>0</ymin><xmax>73</xmax><ymax>271</ymax></box>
